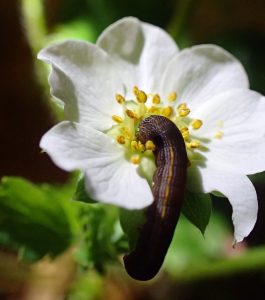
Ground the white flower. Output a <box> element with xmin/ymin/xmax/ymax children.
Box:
<box><xmin>38</xmin><ymin>17</ymin><xmax>265</xmax><ymax>243</ymax></box>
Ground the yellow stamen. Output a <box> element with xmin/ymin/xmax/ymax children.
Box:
<box><xmin>168</xmin><ymin>92</ymin><xmax>177</xmax><ymax>102</ymax></box>
<box><xmin>148</xmin><ymin>106</ymin><xmax>159</xmax><ymax>113</ymax></box>
<box><xmin>137</xmin><ymin>141</ymin><xmax>145</xmax><ymax>152</ymax></box>
<box><xmin>112</xmin><ymin>87</ymin><xmax>208</xmax><ymax>162</ymax></box>
<box><xmin>188</xmin><ymin>140</ymin><xmax>200</xmax><ymax>149</ymax></box>
<box><xmin>131</xmin><ymin>140</ymin><xmax>138</xmax><ymax>150</ymax></box>
<box><xmin>120</xmin><ymin>127</ymin><xmax>131</xmax><ymax>138</ymax></box>
<box><xmin>136</xmin><ymin>90</ymin><xmax>147</xmax><ymax>103</ymax></box>
<box><xmin>131</xmin><ymin>154</ymin><xmax>141</xmax><ymax>164</ymax></box>
<box><xmin>133</xmin><ymin>86</ymin><xmax>139</xmax><ymax>96</ymax></box>
<box><xmin>178</xmin><ymin>108</ymin><xmax>190</xmax><ymax>117</ymax></box>
<box><xmin>177</xmin><ymin>102</ymin><xmax>187</xmax><ymax>110</ymax></box>
<box><xmin>152</xmin><ymin>94</ymin><xmax>161</xmax><ymax>104</ymax></box>
<box><xmin>180</xmin><ymin>127</ymin><xmax>190</xmax><ymax>141</ymax></box>
<box><xmin>181</xmin><ymin>126</ymin><xmax>189</xmax><ymax>133</ymax></box>
<box><xmin>115</xmin><ymin>94</ymin><xmax>125</xmax><ymax>104</ymax></box>
<box><xmin>138</xmin><ymin>103</ymin><xmax>147</xmax><ymax>117</ymax></box>
<box><xmin>112</xmin><ymin>115</ymin><xmax>123</xmax><ymax>123</ymax></box>
<box><xmin>126</xmin><ymin>109</ymin><xmax>136</xmax><ymax>119</ymax></box>
<box><xmin>145</xmin><ymin>140</ymin><xmax>156</xmax><ymax>151</ymax></box>
<box><xmin>215</xmin><ymin>131</ymin><xmax>224</xmax><ymax>139</ymax></box>
<box><xmin>162</xmin><ymin>106</ymin><xmax>173</xmax><ymax>117</ymax></box>
<box><xmin>116</xmin><ymin>135</ymin><xmax>125</xmax><ymax>144</ymax></box>
<box><xmin>191</xmin><ymin>119</ymin><xmax>203</xmax><ymax>130</ymax></box>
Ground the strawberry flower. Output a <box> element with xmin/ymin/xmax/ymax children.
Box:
<box><xmin>38</xmin><ymin>17</ymin><xmax>265</xmax><ymax>243</ymax></box>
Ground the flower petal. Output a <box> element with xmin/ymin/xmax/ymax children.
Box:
<box><xmin>192</xmin><ymin>89</ymin><xmax>265</xmax><ymax>174</ymax></box>
<box><xmin>40</xmin><ymin>121</ymin><xmax>153</xmax><ymax>209</ymax></box>
<box><xmin>38</xmin><ymin>40</ymin><xmax>124</xmax><ymax>131</ymax></box>
<box><xmin>97</xmin><ymin>17</ymin><xmax>178</xmax><ymax>94</ymax></box>
<box><xmin>161</xmin><ymin>45</ymin><xmax>249</xmax><ymax>110</ymax></box>
<box><xmin>188</xmin><ymin>166</ymin><xmax>258</xmax><ymax>243</ymax></box>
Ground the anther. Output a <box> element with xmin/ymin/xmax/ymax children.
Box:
<box><xmin>116</xmin><ymin>135</ymin><xmax>125</xmax><ymax>144</ymax></box>
<box><xmin>215</xmin><ymin>131</ymin><xmax>224</xmax><ymax>139</ymax></box>
<box><xmin>162</xmin><ymin>106</ymin><xmax>173</xmax><ymax>117</ymax></box>
<box><xmin>148</xmin><ymin>106</ymin><xmax>158</xmax><ymax>113</ymax></box>
<box><xmin>168</xmin><ymin>92</ymin><xmax>177</xmax><ymax>102</ymax></box>
<box><xmin>115</xmin><ymin>94</ymin><xmax>125</xmax><ymax>104</ymax></box>
<box><xmin>126</xmin><ymin>109</ymin><xmax>136</xmax><ymax>119</ymax></box>
<box><xmin>145</xmin><ymin>140</ymin><xmax>156</xmax><ymax>151</ymax></box>
<box><xmin>188</xmin><ymin>140</ymin><xmax>200</xmax><ymax>149</ymax></box>
<box><xmin>112</xmin><ymin>115</ymin><xmax>123</xmax><ymax>123</ymax></box>
<box><xmin>137</xmin><ymin>141</ymin><xmax>145</xmax><ymax>152</ymax></box>
<box><xmin>133</xmin><ymin>86</ymin><xmax>139</xmax><ymax>96</ymax></box>
<box><xmin>177</xmin><ymin>102</ymin><xmax>187</xmax><ymax>110</ymax></box>
<box><xmin>191</xmin><ymin>119</ymin><xmax>203</xmax><ymax>130</ymax></box>
<box><xmin>152</xmin><ymin>94</ymin><xmax>161</xmax><ymax>104</ymax></box>
<box><xmin>178</xmin><ymin>108</ymin><xmax>190</xmax><ymax>117</ymax></box>
<box><xmin>131</xmin><ymin>154</ymin><xmax>141</xmax><ymax>165</ymax></box>
<box><xmin>136</xmin><ymin>90</ymin><xmax>147</xmax><ymax>103</ymax></box>
<box><xmin>131</xmin><ymin>140</ymin><xmax>138</xmax><ymax>150</ymax></box>
<box><xmin>180</xmin><ymin>127</ymin><xmax>190</xmax><ymax>140</ymax></box>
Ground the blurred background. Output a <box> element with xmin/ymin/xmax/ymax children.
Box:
<box><xmin>0</xmin><ymin>0</ymin><xmax>265</xmax><ymax>299</ymax></box>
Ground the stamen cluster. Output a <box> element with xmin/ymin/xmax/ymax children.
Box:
<box><xmin>110</xmin><ymin>87</ymin><xmax>205</xmax><ymax>165</ymax></box>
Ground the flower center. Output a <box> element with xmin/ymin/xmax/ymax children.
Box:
<box><xmin>108</xmin><ymin>86</ymin><xmax>206</xmax><ymax>165</ymax></box>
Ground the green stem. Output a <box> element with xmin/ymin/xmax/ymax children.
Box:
<box><xmin>21</xmin><ymin>0</ymin><xmax>64</xmax><ymax>119</ymax></box>
<box><xmin>21</xmin><ymin>0</ymin><xmax>47</xmax><ymax>54</ymax></box>
<box><xmin>170</xmin><ymin>246</ymin><xmax>265</xmax><ymax>283</ymax></box>
<box><xmin>167</xmin><ymin>0</ymin><xmax>196</xmax><ymax>46</ymax></box>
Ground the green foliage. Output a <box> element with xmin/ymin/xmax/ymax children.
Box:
<box><xmin>73</xmin><ymin>176</ymin><xmax>97</xmax><ymax>204</ymax></box>
<box><xmin>182</xmin><ymin>192</ymin><xmax>212</xmax><ymax>235</ymax></box>
<box><xmin>74</xmin><ymin>202</ymin><xmax>126</xmax><ymax>272</ymax></box>
<box><xmin>68</xmin><ymin>270</ymin><xmax>104</xmax><ymax>300</ymax></box>
<box><xmin>73</xmin><ymin>176</ymin><xmax>127</xmax><ymax>271</ymax></box>
<box><xmin>0</xmin><ymin>177</ymin><xmax>80</xmax><ymax>261</ymax></box>
<box><xmin>165</xmin><ymin>212</ymin><xmax>230</xmax><ymax>277</ymax></box>
<box><xmin>119</xmin><ymin>208</ymin><xmax>146</xmax><ymax>250</ymax></box>
<box><xmin>0</xmin><ymin>176</ymin><xmax>126</xmax><ymax>272</ymax></box>
<box><xmin>118</xmin><ymin>191</ymin><xmax>212</xmax><ymax>260</ymax></box>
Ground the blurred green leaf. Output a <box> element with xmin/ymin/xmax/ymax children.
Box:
<box><xmin>182</xmin><ymin>192</ymin><xmax>212</xmax><ymax>235</ymax></box>
<box><xmin>74</xmin><ymin>202</ymin><xmax>125</xmax><ymax>272</ymax></box>
<box><xmin>0</xmin><ymin>177</ymin><xmax>80</xmax><ymax>261</ymax></box>
<box><xmin>165</xmin><ymin>211</ymin><xmax>229</xmax><ymax>276</ymax></box>
<box><xmin>68</xmin><ymin>269</ymin><xmax>104</xmax><ymax>300</ymax></box>
<box><xmin>119</xmin><ymin>208</ymin><xmax>146</xmax><ymax>250</ymax></box>
<box><xmin>73</xmin><ymin>176</ymin><xmax>97</xmax><ymax>204</ymax></box>
<box><xmin>46</xmin><ymin>20</ymin><xmax>97</xmax><ymax>44</ymax></box>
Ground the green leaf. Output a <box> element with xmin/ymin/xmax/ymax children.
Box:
<box><xmin>73</xmin><ymin>176</ymin><xmax>97</xmax><ymax>204</ymax></box>
<box><xmin>119</xmin><ymin>208</ymin><xmax>146</xmax><ymax>250</ymax></box>
<box><xmin>0</xmin><ymin>177</ymin><xmax>80</xmax><ymax>261</ymax></box>
<box><xmin>73</xmin><ymin>202</ymin><xmax>124</xmax><ymax>272</ymax></box>
<box><xmin>182</xmin><ymin>192</ymin><xmax>212</xmax><ymax>235</ymax></box>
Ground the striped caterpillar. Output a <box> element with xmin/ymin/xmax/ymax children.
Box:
<box><xmin>123</xmin><ymin>115</ymin><xmax>188</xmax><ymax>281</ymax></box>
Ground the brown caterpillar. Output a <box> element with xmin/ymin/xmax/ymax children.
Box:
<box><xmin>123</xmin><ymin>115</ymin><xmax>188</xmax><ymax>281</ymax></box>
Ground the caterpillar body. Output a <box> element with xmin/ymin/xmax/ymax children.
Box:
<box><xmin>123</xmin><ymin>115</ymin><xmax>188</xmax><ymax>281</ymax></box>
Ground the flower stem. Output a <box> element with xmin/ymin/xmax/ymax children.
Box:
<box><xmin>167</xmin><ymin>0</ymin><xmax>196</xmax><ymax>47</ymax></box>
<box><xmin>21</xmin><ymin>0</ymin><xmax>47</xmax><ymax>54</ymax></box>
<box><xmin>170</xmin><ymin>246</ymin><xmax>265</xmax><ymax>283</ymax></box>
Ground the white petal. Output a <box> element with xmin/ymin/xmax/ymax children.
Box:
<box><xmin>40</xmin><ymin>121</ymin><xmax>153</xmax><ymax>209</ymax></box>
<box><xmin>188</xmin><ymin>166</ymin><xmax>258</xmax><ymax>243</ymax></box>
<box><xmin>38</xmin><ymin>40</ymin><xmax>124</xmax><ymax>131</ymax></box>
<box><xmin>84</xmin><ymin>159</ymin><xmax>153</xmax><ymax>209</ymax></box>
<box><xmin>192</xmin><ymin>89</ymin><xmax>265</xmax><ymax>174</ymax></box>
<box><xmin>161</xmin><ymin>45</ymin><xmax>249</xmax><ymax>110</ymax></box>
<box><xmin>97</xmin><ymin>17</ymin><xmax>178</xmax><ymax>94</ymax></box>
